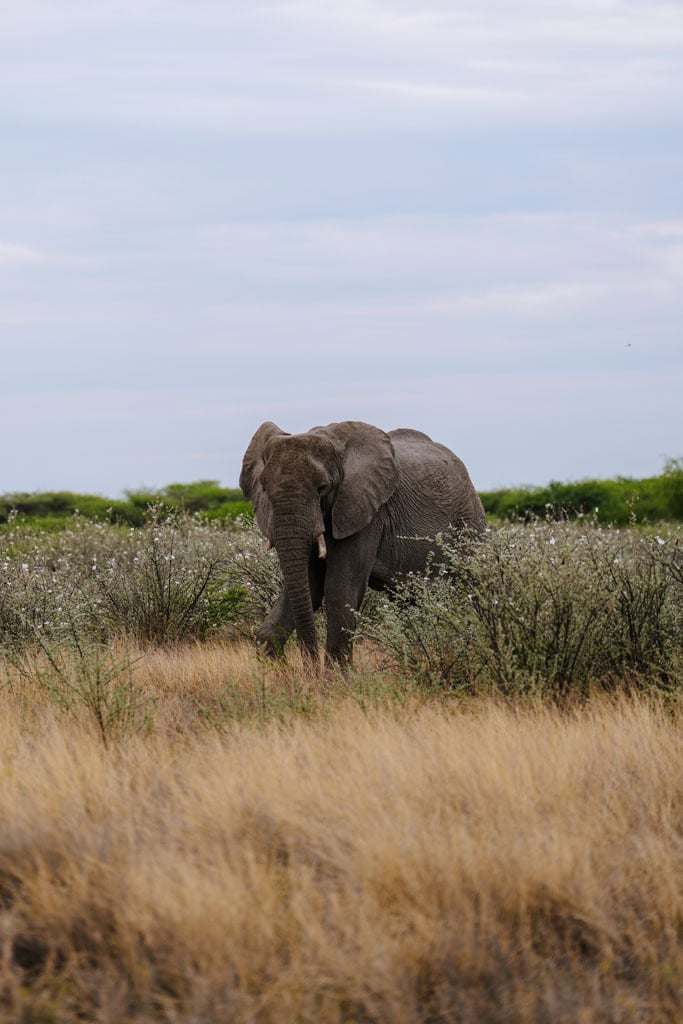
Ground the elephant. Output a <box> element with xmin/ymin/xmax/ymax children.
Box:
<box><xmin>240</xmin><ymin>420</ymin><xmax>486</xmax><ymax>666</ymax></box>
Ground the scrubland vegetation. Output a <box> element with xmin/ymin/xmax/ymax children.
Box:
<box><xmin>2</xmin><ymin>512</ymin><xmax>680</xmax><ymax>702</ymax></box>
<box><xmin>1</xmin><ymin>508</ymin><xmax>682</xmax><ymax>1021</ymax></box>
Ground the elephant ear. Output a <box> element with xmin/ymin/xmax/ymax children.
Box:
<box><xmin>312</xmin><ymin>421</ymin><xmax>398</xmax><ymax>540</ymax></box>
<box><xmin>239</xmin><ymin>421</ymin><xmax>288</xmax><ymax>540</ymax></box>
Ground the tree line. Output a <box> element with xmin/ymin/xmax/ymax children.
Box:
<box><xmin>1</xmin><ymin>460</ymin><xmax>682</xmax><ymax>528</ymax></box>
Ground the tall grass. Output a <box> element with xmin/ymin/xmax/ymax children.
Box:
<box><xmin>0</xmin><ymin>659</ymin><xmax>680</xmax><ymax>1023</ymax></box>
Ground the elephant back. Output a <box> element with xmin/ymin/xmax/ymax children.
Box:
<box><xmin>387</xmin><ymin>428</ymin><xmax>486</xmax><ymax>533</ymax></box>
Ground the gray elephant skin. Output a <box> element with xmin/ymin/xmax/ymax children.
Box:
<box><xmin>240</xmin><ymin>420</ymin><xmax>486</xmax><ymax>665</ymax></box>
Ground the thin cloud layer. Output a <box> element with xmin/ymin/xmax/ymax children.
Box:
<box><xmin>3</xmin><ymin>0</ymin><xmax>683</xmax><ymax>130</ymax></box>
<box><xmin>0</xmin><ymin>0</ymin><xmax>681</xmax><ymax>493</ymax></box>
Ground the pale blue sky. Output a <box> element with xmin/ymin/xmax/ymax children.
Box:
<box><xmin>1</xmin><ymin>0</ymin><xmax>681</xmax><ymax>494</ymax></box>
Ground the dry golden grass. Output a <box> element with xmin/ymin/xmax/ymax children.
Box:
<box><xmin>0</xmin><ymin>643</ymin><xmax>681</xmax><ymax>1022</ymax></box>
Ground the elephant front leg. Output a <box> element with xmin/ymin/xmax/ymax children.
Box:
<box><xmin>324</xmin><ymin>597</ymin><xmax>360</xmax><ymax>666</ymax></box>
<box><xmin>323</xmin><ymin>524</ymin><xmax>381</xmax><ymax>666</ymax></box>
<box><xmin>257</xmin><ymin>558</ymin><xmax>325</xmax><ymax>658</ymax></box>
<box><xmin>256</xmin><ymin>590</ymin><xmax>296</xmax><ymax>657</ymax></box>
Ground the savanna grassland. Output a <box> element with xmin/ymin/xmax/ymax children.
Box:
<box><xmin>0</xmin><ymin>508</ymin><xmax>682</xmax><ymax>1022</ymax></box>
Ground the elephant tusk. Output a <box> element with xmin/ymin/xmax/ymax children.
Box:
<box><xmin>265</xmin><ymin>539</ymin><xmax>272</xmax><ymax>551</ymax></box>
<box><xmin>316</xmin><ymin>534</ymin><xmax>327</xmax><ymax>559</ymax></box>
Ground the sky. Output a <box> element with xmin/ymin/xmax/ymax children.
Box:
<box><xmin>1</xmin><ymin>0</ymin><xmax>682</xmax><ymax>495</ymax></box>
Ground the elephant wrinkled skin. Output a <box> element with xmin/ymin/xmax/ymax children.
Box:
<box><xmin>240</xmin><ymin>420</ymin><xmax>485</xmax><ymax>665</ymax></box>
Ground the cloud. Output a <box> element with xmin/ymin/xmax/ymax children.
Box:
<box><xmin>428</xmin><ymin>282</ymin><xmax>613</xmax><ymax>316</ymax></box>
<box><xmin>192</xmin><ymin>213</ymin><xmax>683</xmax><ymax>318</ymax></box>
<box><xmin>0</xmin><ymin>243</ymin><xmax>51</xmax><ymax>267</ymax></box>
<box><xmin>635</xmin><ymin>220</ymin><xmax>683</xmax><ymax>239</ymax></box>
<box><xmin>1</xmin><ymin>0</ymin><xmax>682</xmax><ymax>132</ymax></box>
<box><xmin>0</xmin><ymin>1</ymin><xmax>680</xmax><ymax>493</ymax></box>
<box><xmin>353</xmin><ymin>78</ymin><xmax>529</xmax><ymax>109</ymax></box>
<box><xmin>3</xmin><ymin>212</ymin><xmax>681</xmax><ymax>359</ymax></box>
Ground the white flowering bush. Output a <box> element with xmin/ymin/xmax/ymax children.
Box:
<box><xmin>221</xmin><ymin>515</ymin><xmax>283</xmax><ymax>629</ymax></box>
<box><xmin>0</xmin><ymin>510</ymin><xmax>281</xmax><ymax>649</ymax></box>
<box><xmin>356</xmin><ymin>524</ymin><xmax>683</xmax><ymax>698</ymax></box>
<box><xmin>2</xmin><ymin>511</ymin><xmax>681</xmax><ymax>700</ymax></box>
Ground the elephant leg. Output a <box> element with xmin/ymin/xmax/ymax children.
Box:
<box><xmin>256</xmin><ymin>590</ymin><xmax>295</xmax><ymax>657</ymax></box>
<box><xmin>325</xmin><ymin>594</ymin><xmax>364</xmax><ymax>666</ymax></box>
<box><xmin>257</xmin><ymin>557</ymin><xmax>325</xmax><ymax>657</ymax></box>
<box><xmin>324</xmin><ymin>523</ymin><xmax>381</xmax><ymax>666</ymax></box>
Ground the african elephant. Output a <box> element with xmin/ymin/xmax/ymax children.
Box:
<box><xmin>240</xmin><ymin>420</ymin><xmax>486</xmax><ymax>665</ymax></box>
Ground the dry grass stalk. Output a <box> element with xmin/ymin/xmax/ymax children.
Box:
<box><xmin>0</xmin><ymin>646</ymin><xmax>681</xmax><ymax>1022</ymax></box>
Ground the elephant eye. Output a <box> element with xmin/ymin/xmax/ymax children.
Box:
<box><xmin>317</xmin><ymin>483</ymin><xmax>326</xmax><ymax>495</ymax></box>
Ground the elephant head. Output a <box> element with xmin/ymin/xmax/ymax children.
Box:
<box><xmin>240</xmin><ymin>421</ymin><xmax>398</xmax><ymax>657</ymax></box>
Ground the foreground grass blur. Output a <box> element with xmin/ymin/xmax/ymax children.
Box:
<box><xmin>0</xmin><ymin>647</ymin><xmax>681</xmax><ymax>1023</ymax></box>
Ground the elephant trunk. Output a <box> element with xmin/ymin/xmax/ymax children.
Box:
<box><xmin>273</xmin><ymin>514</ymin><xmax>320</xmax><ymax>660</ymax></box>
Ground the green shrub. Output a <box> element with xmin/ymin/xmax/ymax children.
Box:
<box><xmin>0</xmin><ymin>481</ymin><xmax>250</xmax><ymax>529</ymax></box>
<box><xmin>0</xmin><ymin>491</ymin><xmax>138</xmax><ymax>526</ymax></box>
<box><xmin>154</xmin><ymin>480</ymin><xmax>245</xmax><ymax>512</ymax></box>
<box><xmin>480</xmin><ymin>460</ymin><xmax>683</xmax><ymax>525</ymax></box>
